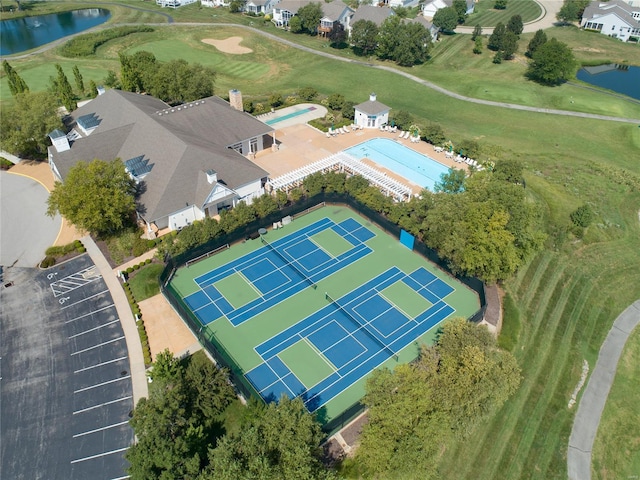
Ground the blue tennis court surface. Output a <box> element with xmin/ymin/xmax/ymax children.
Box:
<box><xmin>245</xmin><ymin>266</ymin><xmax>456</xmax><ymax>411</ymax></box>
<box><xmin>183</xmin><ymin>217</ymin><xmax>375</xmax><ymax>326</ymax></box>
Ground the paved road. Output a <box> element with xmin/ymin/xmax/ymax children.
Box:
<box><xmin>0</xmin><ymin>170</ymin><xmax>61</xmax><ymax>268</ymax></box>
<box><xmin>567</xmin><ymin>300</ymin><xmax>640</xmax><ymax>480</ymax></box>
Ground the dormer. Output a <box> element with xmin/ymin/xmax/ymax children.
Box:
<box><xmin>206</xmin><ymin>169</ymin><xmax>218</xmax><ymax>184</ymax></box>
<box><xmin>124</xmin><ymin>155</ymin><xmax>153</xmax><ymax>183</ymax></box>
<box><xmin>48</xmin><ymin>129</ymin><xmax>70</xmax><ymax>153</ymax></box>
<box><xmin>76</xmin><ymin>113</ymin><xmax>101</xmax><ymax>136</ymax></box>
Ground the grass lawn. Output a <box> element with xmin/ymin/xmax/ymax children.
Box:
<box><xmin>591</xmin><ymin>325</ymin><xmax>640</xmax><ymax>480</ymax></box>
<box><xmin>464</xmin><ymin>0</ymin><xmax>542</xmax><ymax>27</ymax></box>
<box><xmin>1</xmin><ymin>7</ymin><xmax>639</xmax><ymax>477</ymax></box>
<box><xmin>128</xmin><ymin>263</ymin><xmax>165</xmax><ymax>301</ymax></box>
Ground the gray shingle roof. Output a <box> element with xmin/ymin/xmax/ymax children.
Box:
<box><xmin>351</xmin><ymin>5</ymin><xmax>394</xmax><ymax>26</ymax></box>
<box><xmin>355</xmin><ymin>97</ymin><xmax>390</xmax><ymax>115</ymax></box>
<box><xmin>321</xmin><ymin>0</ymin><xmax>353</xmax><ymax>21</ymax></box>
<box><xmin>50</xmin><ymin>90</ymin><xmax>271</xmax><ymax>225</ymax></box>
<box><xmin>582</xmin><ymin>0</ymin><xmax>640</xmax><ymax>26</ymax></box>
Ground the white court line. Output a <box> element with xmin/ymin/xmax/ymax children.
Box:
<box><xmin>68</xmin><ymin>319</ymin><xmax>120</xmax><ymax>339</ymax></box>
<box><xmin>236</xmin><ymin>269</ymin><xmax>262</xmax><ymax>297</ymax></box>
<box><xmin>301</xmin><ymin>337</ymin><xmax>337</xmax><ymax>372</ymax></box>
<box><xmin>65</xmin><ymin>304</ymin><xmax>116</xmax><ymax>323</ymax></box>
<box><xmin>73</xmin><ymin>396</ymin><xmax>132</xmax><ymax>415</ymax></box>
<box><xmin>70</xmin><ymin>446</ymin><xmax>129</xmax><ymax>464</ymax></box>
<box><xmin>73</xmin><ymin>420</ymin><xmax>130</xmax><ymax>438</ymax></box>
<box><xmin>74</xmin><ymin>375</ymin><xmax>131</xmax><ymax>393</ymax></box>
<box><xmin>71</xmin><ymin>336</ymin><xmax>125</xmax><ymax>356</ymax></box>
<box><xmin>74</xmin><ymin>356</ymin><xmax>128</xmax><ymax>373</ymax></box>
<box><xmin>61</xmin><ymin>289</ymin><xmax>110</xmax><ymax>310</ymax></box>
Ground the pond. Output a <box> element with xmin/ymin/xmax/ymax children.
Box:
<box><xmin>576</xmin><ymin>64</ymin><xmax>640</xmax><ymax>101</ymax></box>
<box><xmin>0</xmin><ymin>9</ymin><xmax>111</xmax><ymax>56</ymax></box>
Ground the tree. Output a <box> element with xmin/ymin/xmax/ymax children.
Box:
<box><xmin>50</xmin><ymin>64</ymin><xmax>77</xmax><ymax>111</ymax></box>
<box><xmin>487</xmin><ymin>22</ymin><xmax>506</xmax><ymax>51</ymax></box>
<box><xmin>507</xmin><ymin>14</ymin><xmax>523</xmax><ymax>36</ymax></box>
<box><xmin>471</xmin><ymin>24</ymin><xmax>483</xmax><ymax>41</ymax></box>
<box><xmin>494</xmin><ymin>0</ymin><xmax>507</xmax><ymax>9</ymax></box>
<box><xmin>473</xmin><ymin>36</ymin><xmax>483</xmax><ymax>54</ymax></box>
<box><xmin>350</xmin><ymin>19</ymin><xmax>379</xmax><ymax>56</ymax></box>
<box><xmin>268</xmin><ymin>92</ymin><xmax>283</xmax><ymax>107</ymax></box>
<box><xmin>453</xmin><ymin>0</ymin><xmax>468</xmax><ymax>24</ymax></box>
<box><xmin>527</xmin><ymin>38</ymin><xmax>576</xmax><ymax>85</ymax></box>
<box><xmin>103</xmin><ymin>70</ymin><xmax>119</xmax><ymax>88</ymax></box>
<box><xmin>378</xmin><ymin>16</ymin><xmax>432</xmax><ymax>66</ymax></box>
<box><xmin>433</xmin><ymin>6</ymin><xmax>459</xmax><ymax>32</ymax></box>
<box><xmin>556</xmin><ymin>0</ymin><xmax>589</xmax><ymax>23</ymax></box>
<box><xmin>203</xmin><ymin>396</ymin><xmax>335</xmax><ymax>480</ymax></box>
<box><xmin>229</xmin><ymin>0</ymin><xmax>244</xmax><ymax>13</ymax></box>
<box><xmin>326</xmin><ymin>93</ymin><xmax>345</xmax><ymax>110</ymax></box>
<box><xmin>501</xmin><ymin>31</ymin><xmax>519</xmax><ymax>60</ymax></box>
<box><xmin>148</xmin><ymin>60</ymin><xmax>216</xmax><ymax>105</ymax></box>
<box><xmin>88</xmin><ymin>79</ymin><xmax>98</xmax><ymax>98</ymax></box>
<box><xmin>328</xmin><ymin>23</ymin><xmax>347</xmax><ymax>47</ymax></box>
<box><xmin>2</xmin><ymin>60</ymin><xmax>29</xmax><ymax>96</ymax></box>
<box><xmin>493</xmin><ymin>158</ymin><xmax>523</xmax><ymax>183</ymax></box>
<box><xmin>47</xmin><ymin>159</ymin><xmax>137</xmax><ymax>236</ymax></box>
<box><xmin>435</xmin><ymin>167</ymin><xmax>467</xmax><ymax>193</ymax></box>
<box><xmin>526</xmin><ymin>29</ymin><xmax>547</xmax><ymax>58</ymax></box>
<box><xmin>422</xmin><ymin>122</ymin><xmax>446</xmax><ymax>145</ymax></box>
<box><xmin>391</xmin><ymin>110</ymin><xmax>413</xmax><ymax>130</ymax></box>
<box><xmin>289</xmin><ymin>15</ymin><xmax>303</xmax><ymax>33</ymax></box>
<box><xmin>297</xmin><ymin>2</ymin><xmax>323</xmax><ymax>34</ymax></box>
<box><xmin>570</xmin><ymin>204</ymin><xmax>594</xmax><ymax>227</ymax></box>
<box><xmin>0</xmin><ymin>91</ymin><xmax>62</xmax><ymax>158</ymax></box>
<box><xmin>298</xmin><ymin>86</ymin><xmax>318</xmax><ymax>101</ymax></box>
<box><xmin>119</xmin><ymin>51</ymin><xmax>157</xmax><ymax>93</ymax></box>
<box><xmin>72</xmin><ymin>65</ymin><xmax>84</xmax><ymax>95</ymax></box>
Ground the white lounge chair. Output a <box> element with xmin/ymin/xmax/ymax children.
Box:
<box><xmin>326</xmin><ymin>131</ymin><xmax>331</xmax><ymax>138</ymax></box>
<box><xmin>398</xmin><ymin>131</ymin><xmax>405</xmax><ymax>138</ymax></box>
<box><xmin>403</xmin><ymin>131</ymin><xmax>411</xmax><ymax>139</ymax></box>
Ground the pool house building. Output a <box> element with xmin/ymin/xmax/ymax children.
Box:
<box><xmin>354</xmin><ymin>93</ymin><xmax>390</xmax><ymax>129</ymax></box>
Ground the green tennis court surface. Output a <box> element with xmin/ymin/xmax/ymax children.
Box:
<box><xmin>167</xmin><ymin>205</ymin><xmax>480</xmax><ymax>423</ymax></box>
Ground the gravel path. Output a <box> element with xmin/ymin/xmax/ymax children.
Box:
<box><xmin>567</xmin><ymin>300</ymin><xmax>640</xmax><ymax>480</ymax></box>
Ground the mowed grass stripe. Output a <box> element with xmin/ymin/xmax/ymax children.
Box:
<box><xmin>439</xmin><ymin>255</ymin><xmax>569</xmax><ymax>479</ymax></box>
<box><xmin>483</xmin><ymin>263</ymin><xmax>574</xmax><ymax>479</ymax></box>
<box><xmin>517</xmin><ymin>253</ymin><xmax>553</xmax><ymax>313</ymax></box>
<box><xmin>465</xmin><ymin>1</ymin><xmax>541</xmax><ymax>26</ymax></box>
<box><xmin>509</xmin><ymin>276</ymin><xmax>593</xmax><ymax>479</ymax></box>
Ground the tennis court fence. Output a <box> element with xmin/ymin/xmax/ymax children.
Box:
<box><xmin>159</xmin><ymin>192</ymin><xmax>487</xmax><ymax>433</ymax></box>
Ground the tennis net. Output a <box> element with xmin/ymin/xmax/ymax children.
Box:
<box><xmin>325</xmin><ymin>292</ymin><xmax>397</xmax><ymax>360</ymax></box>
<box><xmin>261</xmin><ymin>236</ymin><xmax>317</xmax><ymax>289</ymax></box>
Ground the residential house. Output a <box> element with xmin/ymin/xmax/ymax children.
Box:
<box><xmin>422</xmin><ymin>0</ymin><xmax>474</xmax><ymax>19</ymax></box>
<box><xmin>581</xmin><ymin>0</ymin><xmax>640</xmax><ymax>42</ymax></box>
<box><xmin>408</xmin><ymin>15</ymin><xmax>439</xmax><ymax>42</ymax></box>
<box><xmin>348</xmin><ymin>5</ymin><xmax>394</xmax><ymax>37</ymax></box>
<box><xmin>272</xmin><ymin>0</ymin><xmax>310</xmax><ymax>28</ymax></box>
<box><xmin>245</xmin><ymin>0</ymin><xmax>275</xmax><ymax>14</ymax></box>
<box><xmin>354</xmin><ymin>93</ymin><xmax>390</xmax><ymax>129</ymax></box>
<box><xmin>318</xmin><ymin>0</ymin><xmax>355</xmax><ymax>36</ymax></box>
<box><xmin>155</xmin><ymin>0</ymin><xmax>198</xmax><ymax>8</ymax></box>
<box><xmin>201</xmin><ymin>0</ymin><xmax>230</xmax><ymax>7</ymax></box>
<box><xmin>388</xmin><ymin>0</ymin><xmax>421</xmax><ymax>9</ymax></box>
<box><xmin>48</xmin><ymin>90</ymin><xmax>274</xmax><ymax>236</ymax></box>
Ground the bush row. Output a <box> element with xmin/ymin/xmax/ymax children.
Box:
<box><xmin>122</xmin><ymin>280</ymin><xmax>152</xmax><ymax>366</ymax></box>
<box><xmin>40</xmin><ymin>240</ymin><xmax>86</xmax><ymax>268</ymax></box>
<box><xmin>123</xmin><ymin>257</ymin><xmax>153</xmax><ymax>276</ymax></box>
<box><xmin>59</xmin><ymin>26</ymin><xmax>154</xmax><ymax>57</ymax></box>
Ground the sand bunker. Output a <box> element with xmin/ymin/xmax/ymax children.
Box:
<box><xmin>202</xmin><ymin>36</ymin><xmax>252</xmax><ymax>54</ymax></box>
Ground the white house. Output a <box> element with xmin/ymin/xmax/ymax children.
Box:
<box><xmin>48</xmin><ymin>90</ymin><xmax>274</xmax><ymax>236</ymax></box>
<box><xmin>201</xmin><ymin>0</ymin><xmax>230</xmax><ymax>7</ymax></box>
<box><xmin>156</xmin><ymin>0</ymin><xmax>198</xmax><ymax>8</ymax></box>
<box><xmin>354</xmin><ymin>93</ymin><xmax>390</xmax><ymax>129</ymax></box>
<box><xmin>272</xmin><ymin>0</ymin><xmax>309</xmax><ymax>27</ymax></box>
<box><xmin>581</xmin><ymin>0</ymin><xmax>640</xmax><ymax>42</ymax></box>
<box><xmin>422</xmin><ymin>0</ymin><xmax>474</xmax><ymax>19</ymax></box>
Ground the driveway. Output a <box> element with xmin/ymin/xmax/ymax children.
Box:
<box><xmin>0</xmin><ymin>170</ymin><xmax>61</xmax><ymax>268</ymax></box>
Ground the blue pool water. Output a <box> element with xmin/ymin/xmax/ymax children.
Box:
<box><xmin>265</xmin><ymin>106</ymin><xmax>316</xmax><ymax>125</ymax></box>
<box><xmin>344</xmin><ymin>138</ymin><xmax>450</xmax><ymax>191</ymax></box>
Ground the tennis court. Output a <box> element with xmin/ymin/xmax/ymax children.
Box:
<box><xmin>167</xmin><ymin>206</ymin><xmax>479</xmax><ymax>421</ymax></box>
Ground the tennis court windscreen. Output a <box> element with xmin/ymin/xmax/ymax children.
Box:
<box><xmin>261</xmin><ymin>235</ymin><xmax>317</xmax><ymax>289</ymax></box>
<box><xmin>325</xmin><ymin>292</ymin><xmax>396</xmax><ymax>359</ymax></box>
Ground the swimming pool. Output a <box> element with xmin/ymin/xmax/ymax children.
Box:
<box><xmin>344</xmin><ymin>138</ymin><xmax>450</xmax><ymax>191</ymax></box>
<box><xmin>265</xmin><ymin>106</ymin><xmax>317</xmax><ymax>126</ymax></box>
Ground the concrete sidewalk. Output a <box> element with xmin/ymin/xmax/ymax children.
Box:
<box><xmin>83</xmin><ymin>235</ymin><xmax>149</xmax><ymax>405</ymax></box>
<box><xmin>567</xmin><ymin>300</ymin><xmax>640</xmax><ymax>480</ymax></box>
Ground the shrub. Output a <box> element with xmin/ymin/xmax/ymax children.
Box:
<box><xmin>0</xmin><ymin>157</ymin><xmax>13</xmax><ymax>170</ymax></box>
<box><xmin>298</xmin><ymin>86</ymin><xmax>318</xmax><ymax>101</ymax></box>
<box><xmin>570</xmin><ymin>204</ymin><xmax>594</xmax><ymax>228</ymax></box>
<box><xmin>126</xmin><ymin>267</ymin><xmax>134</xmax><ymax>274</ymax></box>
<box><xmin>59</xmin><ymin>26</ymin><xmax>154</xmax><ymax>57</ymax></box>
<box><xmin>268</xmin><ymin>93</ymin><xmax>283</xmax><ymax>108</ymax></box>
<box><xmin>40</xmin><ymin>255</ymin><xmax>56</xmax><ymax>268</ymax></box>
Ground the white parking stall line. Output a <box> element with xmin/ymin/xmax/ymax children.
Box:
<box><xmin>74</xmin><ymin>375</ymin><xmax>131</xmax><ymax>394</ymax></box>
<box><xmin>74</xmin><ymin>356</ymin><xmax>128</xmax><ymax>374</ymax></box>
<box><xmin>68</xmin><ymin>319</ymin><xmax>120</xmax><ymax>339</ymax></box>
<box><xmin>71</xmin><ymin>336</ymin><xmax>125</xmax><ymax>356</ymax></box>
<box><xmin>70</xmin><ymin>446</ymin><xmax>129</xmax><ymax>464</ymax></box>
<box><xmin>110</xmin><ymin>476</ymin><xmax>131</xmax><ymax>480</ymax></box>
<box><xmin>73</xmin><ymin>420</ymin><xmax>130</xmax><ymax>438</ymax></box>
<box><xmin>60</xmin><ymin>289</ymin><xmax>110</xmax><ymax>310</ymax></box>
<box><xmin>73</xmin><ymin>396</ymin><xmax>132</xmax><ymax>415</ymax></box>
<box><xmin>65</xmin><ymin>304</ymin><xmax>116</xmax><ymax>323</ymax></box>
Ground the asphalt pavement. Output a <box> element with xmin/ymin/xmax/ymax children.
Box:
<box><xmin>567</xmin><ymin>300</ymin><xmax>640</xmax><ymax>480</ymax></box>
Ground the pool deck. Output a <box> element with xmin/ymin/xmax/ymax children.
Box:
<box><xmin>252</xmin><ymin>124</ymin><xmax>467</xmax><ymax>195</ymax></box>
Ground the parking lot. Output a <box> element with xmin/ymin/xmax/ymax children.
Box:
<box><xmin>1</xmin><ymin>255</ymin><xmax>135</xmax><ymax>480</ymax></box>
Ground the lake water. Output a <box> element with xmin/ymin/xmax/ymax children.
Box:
<box><xmin>576</xmin><ymin>64</ymin><xmax>640</xmax><ymax>101</ymax></box>
<box><xmin>1</xmin><ymin>9</ymin><xmax>111</xmax><ymax>56</ymax></box>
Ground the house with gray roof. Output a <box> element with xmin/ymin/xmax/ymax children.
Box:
<box><xmin>348</xmin><ymin>5</ymin><xmax>394</xmax><ymax>37</ymax></box>
<box><xmin>408</xmin><ymin>15</ymin><xmax>439</xmax><ymax>42</ymax></box>
<box><xmin>272</xmin><ymin>0</ymin><xmax>311</xmax><ymax>28</ymax></box>
<box><xmin>318</xmin><ymin>0</ymin><xmax>355</xmax><ymax>36</ymax></box>
<box><xmin>581</xmin><ymin>0</ymin><xmax>640</xmax><ymax>42</ymax></box>
<box><xmin>354</xmin><ymin>93</ymin><xmax>390</xmax><ymax>129</ymax></box>
<box><xmin>48</xmin><ymin>89</ymin><xmax>273</xmax><ymax>237</ymax></box>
